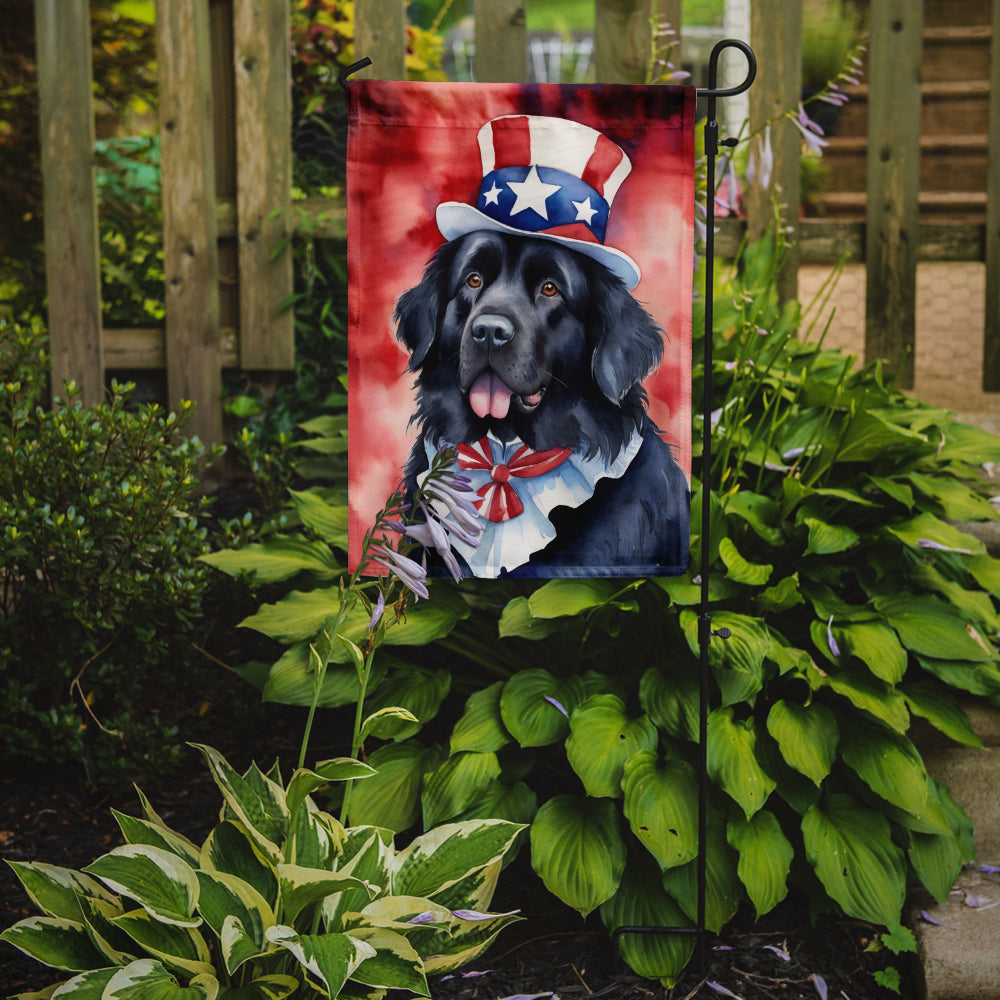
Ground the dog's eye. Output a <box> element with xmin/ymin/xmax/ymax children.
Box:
<box><xmin>540</xmin><ymin>280</ymin><xmax>559</xmax><ymax>297</ymax></box>
<box><xmin>466</xmin><ymin>272</ymin><xmax>482</xmax><ymax>289</ymax></box>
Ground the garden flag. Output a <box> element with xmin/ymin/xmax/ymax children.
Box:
<box><xmin>347</xmin><ymin>81</ymin><xmax>695</xmax><ymax>578</ymax></box>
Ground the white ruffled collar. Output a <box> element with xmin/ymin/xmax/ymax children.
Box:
<box><xmin>420</xmin><ymin>430</ymin><xmax>641</xmax><ymax>577</ymax></box>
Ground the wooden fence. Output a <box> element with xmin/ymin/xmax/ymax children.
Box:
<box><xmin>33</xmin><ymin>0</ymin><xmax>1000</xmax><ymax>444</ymax></box>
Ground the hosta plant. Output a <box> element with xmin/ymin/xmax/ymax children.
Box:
<box><xmin>1</xmin><ymin>744</ymin><xmax>523</xmax><ymax>999</ymax></box>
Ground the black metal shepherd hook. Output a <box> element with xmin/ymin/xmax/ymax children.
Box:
<box><xmin>612</xmin><ymin>38</ymin><xmax>756</xmax><ymax>975</ymax></box>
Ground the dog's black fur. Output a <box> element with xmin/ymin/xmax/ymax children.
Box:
<box><xmin>394</xmin><ymin>230</ymin><xmax>689</xmax><ymax>576</ymax></box>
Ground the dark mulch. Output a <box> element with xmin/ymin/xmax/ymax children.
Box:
<box><xmin>1</xmin><ymin>749</ymin><xmax>915</xmax><ymax>1000</ymax></box>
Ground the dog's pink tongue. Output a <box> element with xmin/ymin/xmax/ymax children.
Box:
<box><xmin>470</xmin><ymin>373</ymin><xmax>512</xmax><ymax>419</ymax></box>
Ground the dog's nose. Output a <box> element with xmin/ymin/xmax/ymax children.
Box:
<box><xmin>471</xmin><ymin>314</ymin><xmax>515</xmax><ymax>349</ymax></box>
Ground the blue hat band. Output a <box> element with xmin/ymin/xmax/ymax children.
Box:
<box><xmin>477</xmin><ymin>166</ymin><xmax>610</xmax><ymax>243</ymax></box>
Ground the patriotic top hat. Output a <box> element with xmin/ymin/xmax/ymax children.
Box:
<box><xmin>436</xmin><ymin>115</ymin><xmax>641</xmax><ymax>290</ymax></box>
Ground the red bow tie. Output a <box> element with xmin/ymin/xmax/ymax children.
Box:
<box><xmin>456</xmin><ymin>437</ymin><xmax>572</xmax><ymax>522</ymax></box>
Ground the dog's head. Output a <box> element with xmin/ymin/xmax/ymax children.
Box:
<box><xmin>394</xmin><ymin>231</ymin><xmax>664</xmax><ymax>461</ymax></box>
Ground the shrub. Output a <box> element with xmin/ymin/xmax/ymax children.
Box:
<box><xmin>213</xmin><ymin>233</ymin><xmax>1000</xmax><ymax>985</ymax></box>
<box><xmin>0</xmin><ymin>317</ymin><xmax>220</xmax><ymax>784</ymax></box>
<box><xmin>1</xmin><ymin>743</ymin><xmax>524</xmax><ymax>997</ymax></box>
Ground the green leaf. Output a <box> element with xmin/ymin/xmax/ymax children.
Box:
<box><xmin>276</xmin><ymin>865</ymin><xmax>373</xmax><ymax>925</ymax></box>
<box><xmin>452</xmin><ymin>779</ymin><xmax>538</xmax><ymax>827</ymax></box>
<box><xmin>707</xmin><ymin>707</ymin><xmax>776</xmax><ymax>818</ymax></box>
<box><xmin>260</xmin><ymin>643</ymin><xmax>384</xmax><ymax>709</ymax></box>
<box><xmin>802</xmin><ymin>793</ymin><xmax>906</xmax><ymax>926</ymax></box>
<box><xmin>875</xmin><ymin>594</ymin><xmax>995</xmax><ymax>662</ymax></box>
<box><xmin>110</xmin><ymin>909</ymin><xmax>214</xmax><ymax>978</ymax></box>
<box><xmin>718</xmin><ymin>537</ymin><xmax>773</xmax><ymax>585</ymax></box>
<box><xmin>811</xmin><ymin>661</ymin><xmax>910</xmax><ymax>732</ymax></box>
<box><xmin>112</xmin><ymin>812</ymin><xmax>201</xmax><ymax>868</ymax></box>
<box><xmin>935</xmin><ymin>421</ymin><xmax>1000</xmax><ymax>464</ymax></box>
<box><xmin>660</xmin><ymin>810</ymin><xmax>741</xmax><ymax>933</ymax></box>
<box><xmin>362</xmin><ymin>667</ymin><xmax>451</xmax><ymax>740</ymax></box>
<box><xmin>360</xmin><ymin>706</ymin><xmax>421</xmax><ymax>742</ymax></box>
<box><xmin>83</xmin><ymin>846</ymin><xmax>200</xmax><ymax>928</ymax></box>
<box><xmin>755</xmin><ymin>573</ymin><xmax>804</xmax><ymax>614</ymax></box>
<box><xmin>392</xmin><ymin>819</ymin><xmax>524</xmax><ymax>900</ymax></box>
<box><xmin>421</xmin><ymin>751</ymin><xmax>502</xmax><ymax>828</ymax></box>
<box><xmin>566</xmin><ymin>695</ymin><xmax>658</xmax><ymax>798</ymax></box>
<box><xmin>621</xmin><ymin>751</ymin><xmax>699</xmax><ymax>871</ymax></box>
<box><xmin>599</xmin><ymin>852</ymin><xmax>694</xmax><ymax>987</ymax></box>
<box><xmin>681</xmin><ymin>610</ymin><xmax>770</xmax><ymax>706</ymax></box>
<box><xmin>4</xmin><ymin>862</ymin><xmax>118</xmax><ymax>923</ymax></box>
<box><xmin>639</xmin><ymin>664</ymin><xmax>699</xmax><ymax>742</ymax></box>
<box><xmin>450</xmin><ymin>682</ymin><xmax>511</xmax><ymax>754</ymax></box>
<box><xmin>195</xmin><ymin>871</ymin><xmax>274</xmax><ymax>974</ymax></box>
<box><xmin>199</xmin><ymin>822</ymin><xmax>278</xmax><ymax>910</ymax></box>
<box><xmin>0</xmin><ymin>916</ymin><xmax>107</xmax><ymax>972</ymax></box>
<box><xmin>727</xmin><ymin>811</ymin><xmax>793</xmax><ymax>918</ymax></box>
<box><xmin>803</xmin><ymin>517</ymin><xmax>859</xmax><ymax>556</ymax></box>
<box><xmin>724</xmin><ymin>490</ymin><xmax>784</xmax><ymax>545</ymax></box>
<box><xmin>497</xmin><ymin>596</ymin><xmax>565</xmax><ymax>639</ymax></box>
<box><xmin>966</xmin><ymin>553</ymin><xmax>1000</xmax><ymax>597</ymax></box>
<box><xmin>839</xmin><ymin>718</ymin><xmax>929</xmax><ymax>817</ymax></box>
<box><xmin>216</xmin><ymin>975</ymin><xmax>299</xmax><ymax>1000</ymax></box>
<box><xmin>190</xmin><ymin>746</ymin><xmax>287</xmax><ymax>863</ymax></box>
<box><xmin>499</xmin><ymin>670</ymin><xmax>584</xmax><ymax>747</ymax></box>
<box><xmin>906</xmin><ymin>472</ymin><xmax>999</xmax><ymax>521</ymax></box>
<box><xmin>886</xmin><ymin>512</ymin><xmax>985</xmax><ymax>557</ymax></box>
<box><xmin>530</xmin><ymin>795</ymin><xmax>626</xmax><ymax>917</ymax></box>
<box><xmin>834</xmin><ymin>621</ymin><xmax>908</xmax><ymax>684</ymax></box>
<box><xmin>265</xmin><ymin>926</ymin><xmax>374</xmax><ymax>997</ymax></box>
<box><xmin>103</xmin><ymin>959</ymin><xmax>217</xmax><ymax>999</ymax></box>
<box><xmin>527</xmin><ymin>578</ymin><xmax>619</xmax><ymax>617</ymax></box>
<box><xmin>835</xmin><ymin>410</ymin><xmax>927</xmax><ymax>463</ymax></box>
<box><xmin>288</xmin><ymin>489</ymin><xmax>349</xmax><ymax>545</ymax></box>
<box><xmin>916</xmin><ymin>655</ymin><xmax>1000</xmax><ymax>697</ymax></box>
<box><xmin>909</xmin><ymin>826</ymin><xmax>965</xmax><ymax>905</ymax></box>
<box><xmin>200</xmin><ymin>535</ymin><xmax>341</xmax><ymax>584</ymax></box>
<box><xmin>346</xmin><ymin>926</ymin><xmax>429</xmax><ymax>994</ymax></box>
<box><xmin>765</xmin><ymin>700</ymin><xmax>838</xmax><ymax>786</ymax></box>
<box><xmin>901</xmin><ymin>680</ymin><xmax>982</xmax><ymax>748</ymax></box>
<box><xmin>347</xmin><ymin>740</ymin><xmax>441</xmax><ymax>832</ymax></box>
<box><xmin>285</xmin><ymin>759</ymin><xmax>376</xmax><ymax>822</ymax></box>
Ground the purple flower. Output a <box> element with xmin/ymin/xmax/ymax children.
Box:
<box><xmin>812</xmin><ymin>974</ymin><xmax>828</xmax><ymax>1000</ymax></box>
<box><xmin>451</xmin><ymin>908</ymin><xmax>520</xmax><ymax>921</ymax></box>
<box><xmin>917</xmin><ymin>538</ymin><xmax>973</xmax><ymax>555</ymax></box>
<box><xmin>403</xmin><ymin>502</ymin><xmax>463</xmax><ymax>582</ymax></box>
<box><xmin>407</xmin><ymin>911</ymin><xmax>438</xmax><ymax>925</ymax></box>
<box><xmin>747</xmin><ymin>125</ymin><xmax>774</xmax><ymax>191</ymax></box>
<box><xmin>827</xmin><ymin>616</ymin><xmax>841</xmax><ymax>658</ymax></box>
<box><xmin>369</xmin><ymin>544</ymin><xmax>429</xmax><ymax>600</ymax></box>
<box><xmin>367</xmin><ymin>590</ymin><xmax>385</xmax><ymax>631</ymax></box>
<box><xmin>707</xmin><ymin>983</ymin><xmax>742</xmax><ymax>999</ymax></box>
<box><xmin>544</xmin><ymin>695</ymin><xmax>569</xmax><ymax>718</ymax></box>
<box><xmin>791</xmin><ymin>104</ymin><xmax>829</xmax><ymax>156</ymax></box>
<box><xmin>425</xmin><ymin>476</ymin><xmax>483</xmax><ymax>537</ymax></box>
<box><xmin>763</xmin><ymin>944</ymin><xmax>790</xmax><ymax>961</ymax></box>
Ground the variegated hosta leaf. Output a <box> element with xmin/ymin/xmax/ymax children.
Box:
<box><xmin>288</xmin><ymin>802</ymin><xmax>344</xmax><ymax>870</ymax></box>
<box><xmin>102</xmin><ymin>958</ymin><xmax>218</xmax><ymax>999</ymax></box>
<box><xmin>344</xmin><ymin>926</ymin><xmax>429</xmax><ymax>995</ymax></box>
<box><xmin>195</xmin><ymin>871</ymin><xmax>274</xmax><ymax>974</ymax></box>
<box><xmin>621</xmin><ymin>751</ymin><xmax>699</xmax><ymax>871</ymax></box>
<box><xmin>110</xmin><ymin>908</ymin><xmax>214</xmax><ymax>978</ymax></box>
<box><xmin>661</xmin><ymin>811</ymin><xmax>742</xmax><ymax>934</ymax></box>
<box><xmin>566</xmin><ymin>695</ymin><xmax>658</xmax><ymax>799</ymax></box>
<box><xmin>285</xmin><ymin>760</ymin><xmax>375</xmax><ymax>823</ymax></box>
<box><xmin>599</xmin><ymin>853</ymin><xmax>694</xmax><ymax>987</ymax></box>
<box><xmin>77</xmin><ymin>894</ymin><xmax>136</xmax><ymax>966</ymax></box>
<box><xmin>200</xmin><ymin>822</ymin><xmax>278</xmax><ymax>910</ymax></box>
<box><xmin>46</xmin><ymin>966</ymin><xmax>118</xmax><ymax>997</ymax></box>
<box><xmin>765</xmin><ymin>700</ymin><xmax>838</xmax><ymax>786</ymax></box>
<box><xmin>421</xmin><ymin>751</ymin><xmax>502</xmax><ymax>829</ymax></box>
<box><xmin>424</xmin><ymin>859</ymin><xmax>502</xmax><ymax>916</ymax></box>
<box><xmin>112</xmin><ymin>810</ymin><xmax>202</xmax><ymax>868</ymax></box>
<box><xmin>838</xmin><ymin>718</ymin><xmax>929</xmax><ymax>817</ymax></box>
<box><xmin>265</xmin><ymin>926</ymin><xmax>375</xmax><ymax>998</ymax></box>
<box><xmin>0</xmin><ymin>916</ymin><xmax>107</xmax><ymax>972</ymax></box>
<box><xmin>4</xmin><ymin>861</ymin><xmax>118</xmax><ymax>922</ymax></box>
<box><xmin>277</xmin><ymin>864</ymin><xmax>375</xmax><ymax>926</ymax></box>
<box><xmin>529</xmin><ymin>795</ymin><xmax>626</xmax><ymax>917</ymax></box>
<box><xmin>706</xmin><ymin>707</ymin><xmax>776</xmax><ymax>819</ymax></box>
<box><xmin>213</xmin><ymin>975</ymin><xmax>300</xmax><ymax>1000</ymax></box>
<box><xmin>802</xmin><ymin>793</ymin><xmax>906</xmax><ymax>926</ymax></box>
<box><xmin>450</xmin><ymin>681</ymin><xmax>511</xmax><ymax>754</ymax></box>
<box><xmin>499</xmin><ymin>669</ymin><xmax>584</xmax><ymax>747</ymax></box>
<box><xmin>391</xmin><ymin>820</ymin><xmax>524</xmax><ymax>901</ymax></box>
<box><xmin>83</xmin><ymin>846</ymin><xmax>200</xmax><ymax>928</ymax></box>
<box><xmin>727</xmin><ymin>810</ymin><xmax>793</xmax><ymax>918</ymax></box>
<box><xmin>190</xmin><ymin>745</ymin><xmax>287</xmax><ymax>863</ymax></box>
<box><xmin>323</xmin><ymin>829</ymin><xmax>393</xmax><ymax>931</ymax></box>
<box><xmin>422</xmin><ymin>906</ymin><xmax>523</xmax><ymax>975</ymax></box>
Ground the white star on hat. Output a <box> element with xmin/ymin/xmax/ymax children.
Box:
<box><xmin>506</xmin><ymin>165</ymin><xmax>561</xmax><ymax>220</ymax></box>
<box><xmin>483</xmin><ymin>182</ymin><xmax>502</xmax><ymax>206</ymax></box>
<box><xmin>572</xmin><ymin>197</ymin><xmax>598</xmax><ymax>225</ymax></box>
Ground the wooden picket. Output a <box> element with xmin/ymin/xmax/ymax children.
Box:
<box><xmin>30</xmin><ymin>0</ymin><xmax>1000</xmax><ymax>446</ymax></box>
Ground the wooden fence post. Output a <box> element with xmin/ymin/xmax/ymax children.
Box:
<box><xmin>864</xmin><ymin>0</ymin><xmax>923</xmax><ymax>389</ymax></box>
<box><xmin>157</xmin><ymin>0</ymin><xmax>223</xmax><ymax>445</ymax></box>
<box><xmin>355</xmin><ymin>0</ymin><xmax>407</xmax><ymax>80</ymax></box>
<box><xmin>594</xmin><ymin>0</ymin><xmax>652</xmax><ymax>84</ymax></box>
<box><xmin>746</xmin><ymin>0</ymin><xmax>801</xmax><ymax>306</ymax></box>
<box><xmin>474</xmin><ymin>0</ymin><xmax>526</xmax><ymax>82</ymax></box>
<box><xmin>983</xmin><ymin>0</ymin><xmax>1000</xmax><ymax>390</ymax></box>
<box><xmin>34</xmin><ymin>0</ymin><xmax>104</xmax><ymax>405</ymax></box>
<box><xmin>233</xmin><ymin>0</ymin><xmax>294</xmax><ymax>370</ymax></box>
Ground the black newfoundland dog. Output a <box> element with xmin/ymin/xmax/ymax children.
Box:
<box><xmin>394</xmin><ymin>229</ymin><xmax>689</xmax><ymax>578</ymax></box>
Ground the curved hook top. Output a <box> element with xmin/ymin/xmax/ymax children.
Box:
<box><xmin>697</xmin><ymin>39</ymin><xmax>756</xmax><ymax>99</ymax></box>
<box><xmin>337</xmin><ymin>57</ymin><xmax>373</xmax><ymax>91</ymax></box>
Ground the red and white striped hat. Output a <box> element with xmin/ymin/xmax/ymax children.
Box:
<box><xmin>436</xmin><ymin>115</ymin><xmax>641</xmax><ymax>289</ymax></box>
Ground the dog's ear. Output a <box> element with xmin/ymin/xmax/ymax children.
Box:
<box><xmin>590</xmin><ymin>271</ymin><xmax>665</xmax><ymax>404</ymax></box>
<box><xmin>393</xmin><ymin>244</ymin><xmax>453</xmax><ymax>371</ymax></box>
